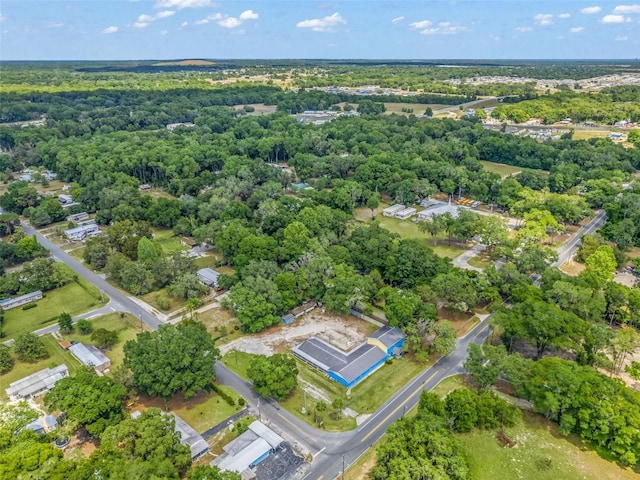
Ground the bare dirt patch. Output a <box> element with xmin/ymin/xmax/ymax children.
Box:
<box><xmin>219</xmin><ymin>312</ymin><xmax>377</xmax><ymax>356</ymax></box>
<box><xmin>613</xmin><ymin>272</ymin><xmax>637</xmax><ymax>288</ymax></box>
<box><xmin>559</xmin><ymin>258</ymin><xmax>585</xmax><ymax>276</ymax></box>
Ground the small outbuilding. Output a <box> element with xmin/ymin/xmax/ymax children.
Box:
<box><xmin>171</xmin><ymin>413</ymin><xmax>209</xmax><ymax>461</ymax></box>
<box><xmin>395</xmin><ymin>207</ymin><xmax>417</xmax><ymax>220</ymax></box>
<box><xmin>64</xmin><ymin>221</ymin><xmax>100</xmax><ymax>242</ymax></box>
<box><xmin>382</xmin><ymin>204</ymin><xmax>405</xmax><ymax>217</ymax></box>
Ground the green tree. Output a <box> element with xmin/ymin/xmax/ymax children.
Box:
<box><xmin>123</xmin><ymin>321</ymin><xmax>218</xmax><ymax>400</ymax></box>
<box><xmin>584</xmin><ymin>245</ymin><xmax>617</xmax><ymax>285</ymax></box>
<box><xmin>247</xmin><ymin>354</ymin><xmax>298</xmax><ymax>401</ymax></box>
<box><xmin>434</xmin><ymin>320</ymin><xmax>457</xmax><ymax>357</ymax></box>
<box><xmin>13</xmin><ymin>333</ymin><xmax>48</xmax><ymax>362</ymax></box>
<box><xmin>445</xmin><ymin>388</ymin><xmax>479</xmax><ymax>432</ymax></box>
<box><xmin>0</xmin><ymin>344</ymin><xmax>14</xmax><ymax>374</ymax></box>
<box><xmin>58</xmin><ymin>312</ymin><xmax>73</xmax><ymax>333</ymax></box>
<box><xmin>44</xmin><ymin>367</ymin><xmax>126</xmax><ymax>436</ymax></box>
<box><xmin>187</xmin><ymin>465</ymin><xmax>241</xmax><ymax>480</ymax></box>
<box><xmin>76</xmin><ymin>319</ymin><xmax>93</xmax><ymax>334</ymax></box>
<box><xmin>464</xmin><ymin>344</ymin><xmax>507</xmax><ymax>390</ymax></box>
<box><xmin>91</xmin><ymin>328</ymin><xmax>119</xmax><ymax>349</ymax></box>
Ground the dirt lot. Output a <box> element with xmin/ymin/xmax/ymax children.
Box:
<box><xmin>219</xmin><ymin>311</ymin><xmax>377</xmax><ymax>356</ymax></box>
<box><xmin>613</xmin><ymin>272</ymin><xmax>638</xmax><ymax>288</ymax></box>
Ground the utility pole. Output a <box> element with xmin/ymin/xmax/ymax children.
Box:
<box><xmin>342</xmin><ymin>455</ymin><xmax>345</xmax><ymax>480</ymax></box>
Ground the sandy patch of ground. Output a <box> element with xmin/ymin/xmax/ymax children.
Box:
<box><xmin>560</xmin><ymin>258</ymin><xmax>586</xmax><ymax>276</ymax></box>
<box><xmin>219</xmin><ymin>312</ymin><xmax>376</xmax><ymax>356</ymax></box>
<box><xmin>613</xmin><ymin>272</ymin><xmax>637</xmax><ymax>288</ymax></box>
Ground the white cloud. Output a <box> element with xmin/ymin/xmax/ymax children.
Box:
<box><xmin>296</xmin><ymin>12</ymin><xmax>346</xmax><ymax>32</ymax></box>
<box><xmin>194</xmin><ymin>19</ymin><xmax>209</xmax><ymax>25</ymax></box>
<box><xmin>156</xmin><ymin>10</ymin><xmax>175</xmax><ymax>19</ymax></box>
<box><xmin>420</xmin><ymin>22</ymin><xmax>469</xmax><ymax>35</ymax></box>
<box><xmin>558</xmin><ymin>13</ymin><xmax>571</xmax><ymax>19</ymax></box>
<box><xmin>133</xmin><ymin>22</ymin><xmax>149</xmax><ymax>28</ymax></box>
<box><xmin>138</xmin><ymin>14</ymin><xmax>153</xmax><ymax>22</ymax></box>
<box><xmin>46</xmin><ymin>22</ymin><xmax>64</xmax><ymax>28</ymax></box>
<box><xmin>218</xmin><ymin>17</ymin><xmax>242</xmax><ymax>28</ymax></box>
<box><xmin>602</xmin><ymin>14</ymin><xmax>628</xmax><ymax>22</ymax></box>
<box><xmin>580</xmin><ymin>6</ymin><xmax>602</xmax><ymax>14</ymax></box>
<box><xmin>409</xmin><ymin>20</ymin><xmax>432</xmax><ymax>29</ymax></box>
<box><xmin>392</xmin><ymin>16</ymin><xmax>405</xmax><ymax>24</ymax></box>
<box><xmin>181</xmin><ymin>21</ymin><xmax>188</xmax><ymax>27</ymax></box>
<box><xmin>615</xmin><ymin>34</ymin><xmax>628</xmax><ymax>40</ymax></box>
<box><xmin>102</xmin><ymin>26</ymin><xmax>118</xmax><ymax>34</ymax></box>
<box><xmin>0</xmin><ymin>15</ymin><xmax>6</xmax><ymax>22</ymax></box>
<box><xmin>154</xmin><ymin>0</ymin><xmax>212</xmax><ymax>9</ymax></box>
<box><xmin>613</xmin><ymin>4</ymin><xmax>640</xmax><ymax>14</ymax></box>
<box><xmin>516</xmin><ymin>26</ymin><xmax>534</xmax><ymax>32</ymax></box>
<box><xmin>239</xmin><ymin>10</ymin><xmax>258</xmax><ymax>21</ymax></box>
<box><xmin>569</xmin><ymin>26</ymin><xmax>585</xmax><ymax>33</ymax></box>
<box><xmin>160</xmin><ymin>30</ymin><xmax>168</xmax><ymax>35</ymax></box>
<box><xmin>534</xmin><ymin>14</ymin><xmax>553</xmax><ymax>26</ymax></box>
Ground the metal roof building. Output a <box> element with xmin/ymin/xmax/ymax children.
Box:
<box><xmin>0</xmin><ymin>290</ymin><xmax>43</xmax><ymax>311</ymax></box>
<box><xmin>212</xmin><ymin>421</ymin><xmax>284</xmax><ymax>477</ymax></box>
<box><xmin>292</xmin><ymin>326</ymin><xmax>405</xmax><ymax>388</ymax></box>
<box><xmin>197</xmin><ymin>267</ymin><xmax>220</xmax><ymax>288</ymax></box>
<box><xmin>69</xmin><ymin>343</ymin><xmax>111</xmax><ymax>373</ymax></box>
<box><xmin>171</xmin><ymin>413</ymin><xmax>209</xmax><ymax>461</ymax></box>
<box><xmin>5</xmin><ymin>364</ymin><xmax>69</xmax><ymax>401</ymax></box>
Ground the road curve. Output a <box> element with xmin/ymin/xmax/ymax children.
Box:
<box><xmin>21</xmin><ymin>222</ymin><xmax>164</xmax><ymax>331</ymax></box>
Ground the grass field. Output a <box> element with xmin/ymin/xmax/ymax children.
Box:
<box><xmin>467</xmin><ymin>253</ymin><xmax>493</xmax><ymax>269</ymax></box>
<box><xmin>151</xmin><ymin>228</ymin><xmax>186</xmax><ymax>254</ymax></box>
<box><xmin>199</xmin><ymin>307</ymin><xmax>243</xmax><ymax>344</ymax></box>
<box><xmin>134</xmin><ymin>386</ymin><xmax>244</xmax><ymax>434</ymax></box>
<box><xmin>479</xmin><ymin>160</ymin><xmax>524</xmax><ymax>177</ymax></box>
<box><xmin>0</xmin><ymin>334</ymin><xmax>80</xmax><ymax>398</ymax></box>
<box><xmin>571</xmin><ymin>129</ymin><xmax>611</xmax><ymax>141</ymax></box>
<box><xmin>458</xmin><ymin>410</ymin><xmax>639</xmax><ymax>480</ymax></box>
<box><xmin>140</xmin><ymin>288</ymin><xmax>187</xmax><ymax>313</ymax></box>
<box><xmin>63</xmin><ymin>313</ymin><xmax>143</xmax><ymax>370</ymax></box>
<box><xmin>2</xmin><ymin>282</ymin><xmax>102</xmax><ymax>339</ymax></box>
<box><xmin>355</xmin><ymin>204</ymin><xmax>466</xmax><ymax>259</ymax></box>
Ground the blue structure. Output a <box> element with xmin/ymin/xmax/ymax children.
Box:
<box><xmin>292</xmin><ymin>326</ymin><xmax>405</xmax><ymax>388</ymax></box>
<box><xmin>281</xmin><ymin>314</ymin><xmax>295</xmax><ymax>325</ymax></box>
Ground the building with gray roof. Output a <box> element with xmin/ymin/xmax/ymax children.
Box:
<box><xmin>171</xmin><ymin>412</ymin><xmax>209</xmax><ymax>461</ymax></box>
<box><xmin>212</xmin><ymin>420</ymin><xmax>284</xmax><ymax>478</ymax></box>
<box><xmin>5</xmin><ymin>364</ymin><xmax>69</xmax><ymax>401</ymax></box>
<box><xmin>0</xmin><ymin>290</ymin><xmax>42</xmax><ymax>311</ymax></box>
<box><xmin>292</xmin><ymin>326</ymin><xmax>405</xmax><ymax>388</ymax></box>
<box><xmin>69</xmin><ymin>343</ymin><xmax>111</xmax><ymax>373</ymax></box>
<box><xmin>197</xmin><ymin>267</ymin><xmax>220</xmax><ymax>288</ymax></box>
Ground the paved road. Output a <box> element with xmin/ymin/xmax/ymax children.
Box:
<box><xmin>433</xmin><ymin>97</ymin><xmax>501</xmax><ymax>114</ymax></box>
<box><xmin>20</xmin><ymin>222</ymin><xmax>163</xmax><ymax>331</ymax></box>
<box><xmin>552</xmin><ymin>210</ymin><xmax>607</xmax><ymax>268</ymax></box>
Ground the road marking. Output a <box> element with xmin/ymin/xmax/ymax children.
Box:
<box><xmin>361</xmin><ymin>371</ymin><xmax>438</xmax><ymax>443</ymax></box>
<box><xmin>473</xmin><ymin>324</ymin><xmax>489</xmax><ymax>341</ymax></box>
<box><xmin>277</xmin><ymin>413</ymin><xmax>315</xmax><ymax>441</ymax></box>
<box><xmin>314</xmin><ymin>447</ymin><xmax>325</xmax><ymax>457</ymax></box>
<box><xmin>110</xmin><ymin>307</ymin><xmax>116</xmax><ymax>312</ymax></box>
<box><xmin>317</xmin><ymin>476</ymin><xmax>323</xmax><ymax>480</ymax></box>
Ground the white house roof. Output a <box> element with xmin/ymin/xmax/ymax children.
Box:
<box><xmin>171</xmin><ymin>413</ymin><xmax>209</xmax><ymax>460</ymax></box>
<box><xmin>5</xmin><ymin>364</ymin><xmax>68</xmax><ymax>399</ymax></box>
<box><xmin>69</xmin><ymin>343</ymin><xmax>110</xmax><ymax>368</ymax></box>
<box><xmin>216</xmin><ymin>437</ymin><xmax>271</xmax><ymax>474</ymax></box>
<box><xmin>248</xmin><ymin>420</ymin><xmax>284</xmax><ymax>449</ymax></box>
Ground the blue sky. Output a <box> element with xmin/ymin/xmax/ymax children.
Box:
<box><xmin>1</xmin><ymin>1</ymin><xmax>639</xmax><ymax>60</ymax></box>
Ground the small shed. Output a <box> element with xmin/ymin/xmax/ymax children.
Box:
<box><xmin>281</xmin><ymin>314</ymin><xmax>295</xmax><ymax>325</ymax></box>
<box><xmin>383</xmin><ymin>204</ymin><xmax>405</xmax><ymax>217</ymax></box>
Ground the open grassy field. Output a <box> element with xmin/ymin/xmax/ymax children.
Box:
<box><xmin>151</xmin><ymin>228</ymin><xmax>186</xmax><ymax>254</ymax></box>
<box><xmin>140</xmin><ymin>288</ymin><xmax>187</xmax><ymax>313</ymax></box>
<box><xmin>571</xmin><ymin>129</ymin><xmax>612</xmax><ymax>141</ymax></box>
<box><xmin>375</xmin><ymin>215</ymin><xmax>466</xmax><ymax>258</ymax></box>
<box><xmin>2</xmin><ymin>282</ymin><xmax>102</xmax><ymax>339</ymax></box>
<box><xmin>383</xmin><ymin>103</ymin><xmax>447</xmax><ymax>115</ymax></box>
<box><xmin>467</xmin><ymin>253</ymin><xmax>493</xmax><ymax>269</ymax></box>
<box><xmin>458</xmin><ymin>410</ymin><xmax>639</xmax><ymax>480</ymax></box>
<box><xmin>63</xmin><ymin>313</ymin><xmax>143</xmax><ymax>370</ymax></box>
<box><xmin>0</xmin><ymin>334</ymin><xmax>80</xmax><ymax>398</ymax></box>
<box><xmin>479</xmin><ymin>160</ymin><xmax>524</xmax><ymax>177</ymax></box>
<box><xmin>199</xmin><ymin>307</ymin><xmax>243</xmax><ymax>344</ymax></box>
<box><xmin>134</xmin><ymin>386</ymin><xmax>244</xmax><ymax>434</ymax></box>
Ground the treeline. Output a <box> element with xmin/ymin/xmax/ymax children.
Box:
<box><xmin>373</xmin><ymin>389</ymin><xmax>520</xmax><ymax>479</ymax></box>
<box><xmin>466</xmin><ymin>345</ymin><xmax>640</xmax><ymax>466</ymax></box>
<box><xmin>491</xmin><ymin>87</ymin><xmax>640</xmax><ymax>124</ymax></box>
<box><xmin>602</xmin><ymin>186</ymin><xmax>640</xmax><ymax>249</ymax></box>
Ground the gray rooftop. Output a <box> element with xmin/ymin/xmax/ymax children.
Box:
<box><xmin>171</xmin><ymin>413</ymin><xmax>209</xmax><ymax>460</ymax></box>
<box><xmin>197</xmin><ymin>267</ymin><xmax>220</xmax><ymax>286</ymax></box>
<box><xmin>5</xmin><ymin>364</ymin><xmax>68</xmax><ymax>399</ymax></box>
<box><xmin>292</xmin><ymin>337</ymin><xmax>386</xmax><ymax>384</ymax></box>
<box><xmin>368</xmin><ymin>326</ymin><xmax>406</xmax><ymax>349</ymax></box>
<box><xmin>69</xmin><ymin>343</ymin><xmax>110</xmax><ymax>368</ymax></box>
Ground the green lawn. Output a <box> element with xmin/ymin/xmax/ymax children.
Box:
<box><xmin>2</xmin><ymin>282</ymin><xmax>103</xmax><ymax>339</ymax></box>
<box><xmin>383</xmin><ymin>103</ymin><xmax>447</xmax><ymax>115</ymax></box>
<box><xmin>63</xmin><ymin>313</ymin><xmax>143</xmax><ymax>370</ymax></box>
<box><xmin>375</xmin><ymin>215</ymin><xmax>466</xmax><ymax>259</ymax></box>
<box><xmin>221</xmin><ymin>350</ymin><xmax>255</xmax><ymax>379</ymax></box>
<box><xmin>0</xmin><ymin>334</ymin><xmax>80</xmax><ymax>399</ymax></box>
<box><xmin>151</xmin><ymin>228</ymin><xmax>187</xmax><ymax>254</ymax></box>
<box><xmin>140</xmin><ymin>288</ymin><xmax>187</xmax><ymax>313</ymax></box>
<box><xmin>346</xmin><ymin>357</ymin><xmax>428</xmax><ymax>414</ymax></box>
<box><xmin>479</xmin><ymin>160</ymin><xmax>524</xmax><ymax>177</ymax></box>
<box><xmin>458</xmin><ymin>410</ymin><xmax>639</xmax><ymax>480</ymax></box>
<box><xmin>467</xmin><ymin>253</ymin><xmax>493</xmax><ymax>269</ymax></box>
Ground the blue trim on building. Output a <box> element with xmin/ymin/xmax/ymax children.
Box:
<box><xmin>250</xmin><ymin>450</ymin><xmax>271</xmax><ymax>468</ymax></box>
<box><xmin>329</xmin><ymin>355</ymin><xmax>391</xmax><ymax>388</ymax></box>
